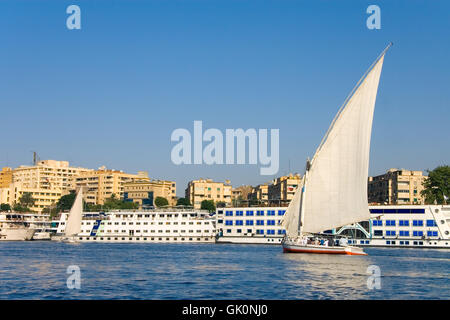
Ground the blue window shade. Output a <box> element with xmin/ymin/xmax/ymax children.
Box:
<box><xmin>267</xmin><ymin>220</ymin><xmax>276</xmax><ymax>226</ymax></box>
<box><xmin>385</xmin><ymin>220</ymin><xmax>396</xmax><ymax>226</ymax></box>
<box><xmin>225</xmin><ymin>211</ymin><xmax>233</xmax><ymax>216</ymax></box>
<box><xmin>399</xmin><ymin>220</ymin><xmax>409</xmax><ymax>226</ymax></box>
<box><xmin>386</xmin><ymin>230</ymin><xmax>396</xmax><ymax>236</ymax></box>
<box><xmin>267</xmin><ymin>210</ymin><xmax>275</xmax><ymax>216</ymax></box>
<box><xmin>256</xmin><ymin>210</ymin><xmax>265</xmax><ymax>216</ymax></box>
<box><xmin>370</xmin><ymin>208</ymin><xmax>425</xmax><ymax>214</ymax></box>
<box><xmin>236</xmin><ymin>211</ymin><xmax>244</xmax><ymax>216</ymax></box>
<box><xmin>427</xmin><ymin>231</ymin><xmax>438</xmax><ymax>237</ymax></box>
<box><xmin>413</xmin><ymin>231</ymin><xmax>424</xmax><ymax>237</ymax></box>
<box><xmin>245</xmin><ymin>220</ymin><xmax>254</xmax><ymax>226</ymax></box>
<box><xmin>235</xmin><ymin>220</ymin><xmax>243</xmax><ymax>226</ymax></box>
<box><xmin>246</xmin><ymin>211</ymin><xmax>254</xmax><ymax>216</ymax></box>
<box><xmin>256</xmin><ymin>220</ymin><xmax>264</xmax><ymax>226</ymax></box>
<box><xmin>256</xmin><ymin>229</ymin><xmax>264</xmax><ymax>235</ymax></box>
<box><xmin>372</xmin><ymin>220</ymin><xmax>382</xmax><ymax>226</ymax></box>
<box><xmin>225</xmin><ymin>220</ymin><xmax>233</xmax><ymax>226</ymax></box>
<box><xmin>267</xmin><ymin>230</ymin><xmax>275</xmax><ymax>235</ymax></box>
<box><xmin>426</xmin><ymin>220</ymin><xmax>437</xmax><ymax>227</ymax></box>
<box><xmin>278</xmin><ymin>230</ymin><xmax>286</xmax><ymax>235</ymax></box>
<box><xmin>278</xmin><ymin>210</ymin><xmax>286</xmax><ymax>216</ymax></box>
<box><xmin>399</xmin><ymin>231</ymin><xmax>409</xmax><ymax>236</ymax></box>
<box><xmin>413</xmin><ymin>220</ymin><xmax>423</xmax><ymax>226</ymax></box>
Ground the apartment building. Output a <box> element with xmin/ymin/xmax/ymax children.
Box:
<box><xmin>268</xmin><ymin>174</ymin><xmax>301</xmax><ymax>205</ymax></box>
<box><xmin>75</xmin><ymin>167</ymin><xmax>149</xmax><ymax>205</ymax></box>
<box><xmin>0</xmin><ymin>167</ymin><xmax>13</xmax><ymax>188</ymax></box>
<box><xmin>248</xmin><ymin>184</ymin><xmax>269</xmax><ymax>205</ymax></box>
<box><xmin>123</xmin><ymin>179</ymin><xmax>177</xmax><ymax>208</ymax></box>
<box><xmin>368</xmin><ymin>168</ymin><xmax>427</xmax><ymax>205</ymax></box>
<box><xmin>185</xmin><ymin>179</ymin><xmax>232</xmax><ymax>209</ymax></box>
<box><xmin>0</xmin><ymin>160</ymin><xmax>92</xmax><ymax>212</ymax></box>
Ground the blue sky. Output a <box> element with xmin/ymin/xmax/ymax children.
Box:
<box><xmin>0</xmin><ymin>0</ymin><xmax>449</xmax><ymax>196</ymax></box>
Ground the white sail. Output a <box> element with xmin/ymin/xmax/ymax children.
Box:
<box><xmin>301</xmin><ymin>48</ymin><xmax>388</xmax><ymax>234</ymax></box>
<box><xmin>281</xmin><ymin>177</ymin><xmax>304</xmax><ymax>238</ymax></box>
<box><xmin>64</xmin><ymin>188</ymin><xmax>83</xmax><ymax>236</ymax></box>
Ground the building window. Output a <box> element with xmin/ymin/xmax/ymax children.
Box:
<box><xmin>256</xmin><ymin>220</ymin><xmax>264</xmax><ymax>226</ymax></box>
<box><xmin>385</xmin><ymin>220</ymin><xmax>396</xmax><ymax>226</ymax></box>
<box><xmin>413</xmin><ymin>220</ymin><xmax>423</xmax><ymax>227</ymax></box>
<box><xmin>426</xmin><ymin>220</ymin><xmax>437</xmax><ymax>227</ymax></box>
<box><xmin>246</xmin><ymin>211</ymin><xmax>254</xmax><ymax>216</ymax></box>
<box><xmin>399</xmin><ymin>220</ymin><xmax>409</xmax><ymax>226</ymax></box>
<box><xmin>399</xmin><ymin>231</ymin><xmax>409</xmax><ymax>237</ymax></box>
<box><xmin>246</xmin><ymin>220</ymin><xmax>254</xmax><ymax>226</ymax></box>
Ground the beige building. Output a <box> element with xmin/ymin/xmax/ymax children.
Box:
<box><xmin>368</xmin><ymin>168</ymin><xmax>427</xmax><ymax>205</ymax></box>
<box><xmin>11</xmin><ymin>160</ymin><xmax>92</xmax><ymax>192</ymax></box>
<box><xmin>248</xmin><ymin>184</ymin><xmax>269</xmax><ymax>204</ymax></box>
<box><xmin>185</xmin><ymin>179</ymin><xmax>232</xmax><ymax>209</ymax></box>
<box><xmin>231</xmin><ymin>185</ymin><xmax>253</xmax><ymax>201</ymax></box>
<box><xmin>0</xmin><ymin>167</ymin><xmax>13</xmax><ymax>189</ymax></box>
<box><xmin>268</xmin><ymin>174</ymin><xmax>301</xmax><ymax>205</ymax></box>
<box><xmin>75</xmin><ymin>167</ymin><xmax>149</xmax><ymax>205</ymax></box>
<box><xmin>0</xmin><ymin>160</ymin><xmax>92</xmax><ymax>212</ymax></box>
<box><xmin>123</xmin><ymin>179</ymin><xmax>177</xmax><ymax>208</ymax></box>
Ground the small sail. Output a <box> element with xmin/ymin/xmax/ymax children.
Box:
<box><xmin>64</xmin><ymin>188</ymin><xmax>83</xmax><ymax>236</ymax></box>
<box><xmin>281</xmin><ymin>177</ymin><xmax>304</xmax><ymax>238</ymax></box>
<box><xmin>301</xmin><ymin>47</ymin><xmax>389</xmax><ymax>234</ymax></box>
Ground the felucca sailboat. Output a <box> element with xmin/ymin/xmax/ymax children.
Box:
<box><xmin>61</xmin><ymin>187</ymin><xmax>83</xmax><ymax>243</ymax></box>
<box><xmin>281</xmin><ymin>43</ymin><xmax>392</xmax><ymax>255</ymax></box>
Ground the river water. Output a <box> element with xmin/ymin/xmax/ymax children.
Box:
<box><xmin>0</xmin><ymin>242</ymin><xmax>448</xmax><ymax>299</ymax></box>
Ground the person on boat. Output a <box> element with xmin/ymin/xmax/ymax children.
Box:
<box><xmin>324</xmin><ymin>239</ymin><xmax>329</xmax><ymax>247</ymax></box>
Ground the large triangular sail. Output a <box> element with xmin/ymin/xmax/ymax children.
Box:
<box><xmin>281</xmin><ymin>176</ymin><xmax>304</xmax><ymax>238</ymax></box>
<box><xmin>282</xmin><ymin>44</ymin><xmax>390</xmax><ymax>236</ymax></box>
<box><xmin>302</xmin><ymin>45</ymin><xmax>389</xmax><ymax>234</ymax></box>
<box><xmin>64</xmin><ymin>188</ymin><xmax>83</xmax><ymax>237</ymax></box>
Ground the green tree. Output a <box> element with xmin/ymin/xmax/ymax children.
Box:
<box><xmin>216</xmin><ymin>201</ymin><xmax>226</xmax><ymax>208</ymax></box>
<box><xmin>155</xmin><ymin>197</ymin><xmax>169</xmax><ymax>207</ymax></box>
<box><xmin>19</xmin><ymin>192</ymin><xmax>35</xmax><ymax>208</ymax></box>
<box><xmin>200</xmin><ymin>200</ymin><xmax>216</xmax><ymax>213</ymax></box>
<box><xmin>176</xmin><ymin>197</ymin><xmax>191</xmax><ymax>206</ymax></box>
<box><xmin>56</xmin><ymin>192</ymin><xmax>77</xmax><ymax>212</ymax></box>
<box><xmin>13</xmin><ymin>203</ymin><xmax>30</xmax><ymax>212</ymax></box>
<box><xmin>421</xmin><ymin>165</ymin><xmax>450</xmax><ymax>204</ymax></box>
<box><xmin>0</xmin><ymin>203</ymin><xmax>11</xmax><ymax>211</ymax></box>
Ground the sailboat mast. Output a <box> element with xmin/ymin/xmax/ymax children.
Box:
<box><xmin>297</xmin><ymin>159</ymin><xmax>311</xmax><ymax>237</ymax></box>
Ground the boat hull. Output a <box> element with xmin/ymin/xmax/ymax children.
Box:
<box><xmin>0</xmin><ymin>228</ymin><xmax>35</xmax><ymax>241</ymax></box>
<box><xmin>282</xmin><ymin>243</ymin><xmax>367</xmax><ymax>255</ymax></box>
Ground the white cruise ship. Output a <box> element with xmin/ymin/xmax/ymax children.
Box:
<box><xmin>215</xmin><ymin>205</ymin><xmax>450</xmax><ymax>248</ymax></box>
<box><xmin>54</xmin><ymin>209</ymin><xmax>216</xmax><ymax>243</ymax></box>
<box><xmin>0</xmin><ymin>213</ymin><xmax>36</xmax><ymax>241</ymax></box>
<box><xmin>354</xmin><ymin>205</ymin><xmax>450</xmax><ymax>248</ymax></box>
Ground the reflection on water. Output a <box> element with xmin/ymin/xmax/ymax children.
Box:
<box><xmin>0</xmin><ymin>242</ymin><xmax>448</xmax><ymax>299</ymax></box>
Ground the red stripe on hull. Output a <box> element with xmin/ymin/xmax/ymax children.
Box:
<box><xmin>283</xmin><ymin>246</ymin><xmax>367</xmax><ymax>256</ymax></box>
